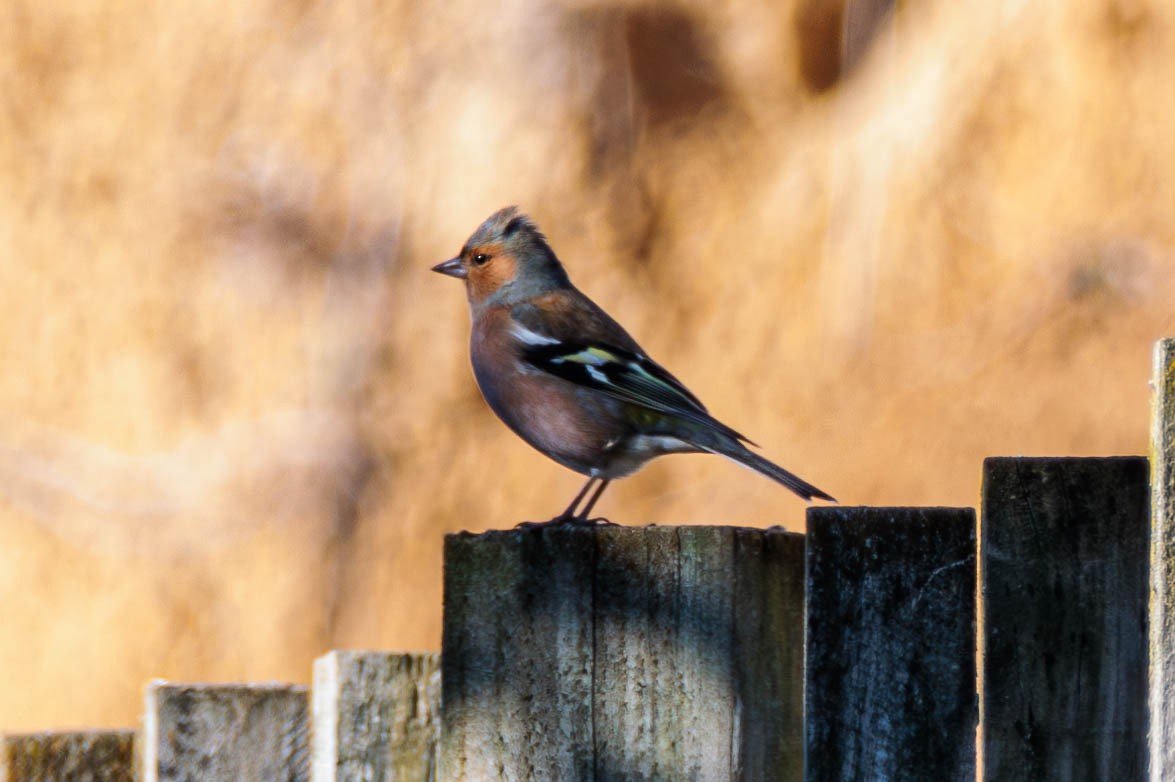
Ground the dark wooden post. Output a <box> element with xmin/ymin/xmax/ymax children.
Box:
<box><xmin>440</xmin><ymin>526</ymin><xmax>805</xmax><ymax>781</ymax></box>
<box><xmin>141</xmin><ymin>681</ymin><xmax>309</xmax><ymax>782</ymax></box>
<box><xmin>1</xmin><ymin>731</ymin><xmax>135</xmax><ymax>781</ymax></box>
<box><xmin>981</xmin><ymin>457</ymin><xmax>1149</xmax><ymax>781</ymax></box>
<box><xmin>311</xmin><ymin>651</ymin><xmax>440</xmax><ymax>782</ymax></box>
<box><xmin>805</xmin><ymin>507</ymin><xmax>977</xmax><ymax>782</ymax></box>
<box><xmin>1154</xmin><ymin>338</ymin><xmax>1175</xmax><ymax>780</ymax></box>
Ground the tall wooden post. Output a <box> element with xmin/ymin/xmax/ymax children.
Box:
<box><xmin>1152</xmin><ymin>338</ymin><xmax>1175</xmax><ymax>781</ymax></box>
<box><xmin>805</xmin><ymin>506</ymin><xmax>977</xmax><ymax>781</ymax></box>
<box><xmin>440</xmin><ymin>525</ymin><xmax>805</xmax><ymax>781</ymax></box>
<box><xmin>982</xmin><ymin>457</ymin><xmax>1149</xmax><ymax>781</ymax></box>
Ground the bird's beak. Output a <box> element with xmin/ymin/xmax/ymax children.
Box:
<box><xmin>431</xmin><ymin>257</ymin><xmax>467</xmax><ymax>279</ymax></box>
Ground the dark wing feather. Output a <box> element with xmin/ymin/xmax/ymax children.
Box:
<box><xmin>509</xmin><ymin>291</ymin><xmax>753</xmax><ymax>444</ymax></box>
<box><xmin>520</xmin><ymin>340</ymin><xmax>752</xmax><ymax>445</ymax></box>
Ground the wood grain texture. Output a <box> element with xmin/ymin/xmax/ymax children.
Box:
<box><xmin>805</xmin><ymin>506</ymin><xmax>977</xmax><ymax>782</ymax></box>
<box><xmin>1153</xmin><ymin>339</ymin><xmax>1175</xmax><ymax>782</ymax></box>
<box><xmin>141</xmin><ymin>681</ymin><xmax>308</xmax><ymax>782</ymax></box>
<box><xmin>1</xmin><ymin>730</ymin><xmax>134</xmax><ymax>782</ymax></box>
<box><xmin>440</xmin><ymin>525</ymin><xmax>804</xmax><ymax>782</ymax></box>
<box><xmin>312</xmin><ymin>651</ymin><xmax>440</xmax><ymax>782</ymax></box>
<box><xmin>982</xmin><ymin>457</ymin><xmax>1148</xmax><ymax>782</ymax></box>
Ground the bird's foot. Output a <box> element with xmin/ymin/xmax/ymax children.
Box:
<box><xmin>513</xmin><ymin>518</ymin><xmax>554</xmax><ymax>530</ymax></box>
<box><xmin>514</xmin><ymin>515</ymin><xmax>619</xmax><ymax>529</ymax></box>
<box><xmin>579</xmin><ymin>516</ymin><xmax>618</xmax><ymax>527</ymax></box>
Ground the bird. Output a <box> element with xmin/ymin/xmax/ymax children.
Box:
<box><xmin>432</xmin><ymin>206</ymin><xmax>834</xmax><ymax>524</ymax></box>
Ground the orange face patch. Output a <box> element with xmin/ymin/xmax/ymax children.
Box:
<box><xmin>466</xmin><ymin>244</ymin><xmax>519</xmax><ymax>303</ymax></box>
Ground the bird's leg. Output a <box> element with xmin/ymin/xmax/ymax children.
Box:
<box><xmin>515</xmin><ymin>477</ymin><xmax>598</xmax><ymax>529</ymax></box>
<box><xmin>514</xmin><ymin>476</ymin><xmax>618</xmax><ymax>528</ymax></box>
<box><xmin>561</xmin><ymin>476</ymin><xmax>599</xmax><ymax>520</ymax></box>
<box><xmin>575</xmin><ymin>478</ymin><xmax>612</xmax><ymax>523</ymax></box>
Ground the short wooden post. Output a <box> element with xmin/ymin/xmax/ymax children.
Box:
<box><xmin>982</xmin><ymin>457</ymin><xmax>1149</xmax><ymax>781</ymax></box>
<box><xmin>440</xmin><ymin>526</ymin><xmax>805</xmax><ymax>781</ymax></box>
<box><xmin>311</xmin><ymin>651</ymin><xmax>440</xmax><ymax>782</ymax></box>
<box><xmin>1153</xmin><ymin>338</ymin><xmax>1175</xmax><ymax>781</ymax></box>
<box><xmin>804</xmin><ymin>507</ymin><xmax>977</xmax><ymax>781</ymax></box>
<box><xmin>1</xmin><ymin>730</ymin><xmax>134</xmax><ymax>781</ymax></box>
<box><xmin>141</xmin><ymin>681</ymin><xmax>309</xmax><ymax>782</ymax></box>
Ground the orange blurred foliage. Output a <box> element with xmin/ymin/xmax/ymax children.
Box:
<box><xmin>0</xmin><ymin>0</ymin><xmax>1172</xmax><ymax>728</ymax></box>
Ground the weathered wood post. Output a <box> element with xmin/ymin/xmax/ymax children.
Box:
<box><xmin>804</xmin><ymin>506</ymin><xmax>978</xmax><ymax>781</ymax></box>
<box><xmin>982</xmin><ymin>457</ymin><xmax>1149</xmax><ymax>780</ymax></box>
<box><xmin>1152</xmin><ymin>338</ymin><xmax>1175</xmax><ymax>781</ymax></box>
<box><xmin>312</xmin><ymin>651</ymin><xmax>440</xmax><ymax>782</ymax></box>
<box><xmin>440</xmin><ymin>526</ymin><xmax>805</xmax><ymax>781</ymax></box>
<box><xmin>1</xmin><ymin>730</ymin><xmax>135</xmax><ymax>781</ymax></box>
<box><xmin>140</xmin><ymin>681</ymin><xmax>309</xmax><ymax>782</ymax></box>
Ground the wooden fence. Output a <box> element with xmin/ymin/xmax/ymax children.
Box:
<box><xmin>3</xmin><ymin>337</ymin><xmax>1174</xmax><ymax>781</ymax></box>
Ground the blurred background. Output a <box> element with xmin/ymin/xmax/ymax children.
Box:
<box><xmin>1</xmin><ymin>0</ymin><xmax>1172</xmax><ymax>729</ymax></box>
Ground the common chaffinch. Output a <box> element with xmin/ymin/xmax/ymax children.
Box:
<box><xmin>433</xmin><ymin>206</ymin><xmax>834</xmax><ymax>523</ymax></box>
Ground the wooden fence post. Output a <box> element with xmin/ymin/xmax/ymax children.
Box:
<box><xmin>1154</xmin><ymin>338</ymin><xmax>1175</xmax><ymax>781</ymax></box>
<box><xmin>140</xmin><ymin>681</ymin><xmax>309</xmax><ymax>782</ymax></box>
<box><xmin>982</xmin><ymin>457</ymin><xmax>1149</xmax><ymax>781</ymax></box>
<box><xmin>1</xmin><ymin>730</ymin><xmax>134</xmax><ymax>781</ymax></box>
<box><xmin>311</xmin><ymin>651</ymin><xmax>440</xmax><ymax>782</ymax></box>
<box><xmin>440</xmin><ymin>526</ymin><xmax>805</xmax><ymax>781</ymax></box>
<box><xmin>805</xmin><ymin>506</ymin><xmax>977</xmax><ymax>781</ymax></box>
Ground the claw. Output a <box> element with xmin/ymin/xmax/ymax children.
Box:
<box><xmin>513</xmin><ymin>514</ymin><xmax>618</xmax><ymax>529</ymax></box>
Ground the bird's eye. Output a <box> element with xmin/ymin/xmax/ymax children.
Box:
<box><xmin>472</xmin><ymin>253</ymin><xmax>490</xmax><ymax>266</ymax></box>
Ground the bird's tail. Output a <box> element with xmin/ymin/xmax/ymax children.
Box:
<box><xmin>704</xmin><ymin>440</ymin><xmax>835</xmax><ymax>502</ymax></box>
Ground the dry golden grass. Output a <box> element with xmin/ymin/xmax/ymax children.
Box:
<box><xmin>0</xmin><ymin>0</ymin><xmax>1172</xmax><ymax>728</ymax></box>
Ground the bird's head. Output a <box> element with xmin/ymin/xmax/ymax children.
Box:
<box><xmin>432</xmin><ymin>206</ymin><xmax>570</xmax><ymax>307</ymax></box>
